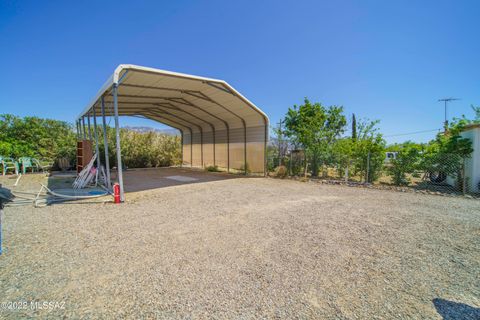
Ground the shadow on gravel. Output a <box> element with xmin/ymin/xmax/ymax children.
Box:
<box><xmin>120</xmin><ymin>167</ymin><xmax>246</xmax><ymax>193</ymax></box>
<box><xmin>433</xmin><ymin>298</ymin><xmax>480</xmax><ymax>320</ymax></box>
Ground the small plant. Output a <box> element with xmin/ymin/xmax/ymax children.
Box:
<box><xmin>240</xmin><ymin>162</ymin><xmax>251</xmax><ymax>174</ymax></box>
<box><xmin>206</xmin><ymin>165</ymin><xmax>221</xmax><ymax>172</ymax></box>
<box><xmin>274</xmin><ymin>165</ymin><xmax>288</xmax><ymax>178</ymax></box>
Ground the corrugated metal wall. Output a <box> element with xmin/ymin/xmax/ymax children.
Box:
<box><xmin>181</xmin><ymin>124</ymin><xmax>266</xmax><ymax>174</ymax></box>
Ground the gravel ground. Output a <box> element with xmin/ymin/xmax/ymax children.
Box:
<box><xmin>0</xmin><ymin>172</ymin><xmax>479</xmax><ymax>319</ymax></box>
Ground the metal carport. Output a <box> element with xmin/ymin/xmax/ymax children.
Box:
<box><xmin>76</xmin><ymin>64</ymin><xmax>269</xmax><ymax>202</ymax></box>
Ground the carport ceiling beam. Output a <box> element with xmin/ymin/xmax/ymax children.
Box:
<box><xmin>146</xmin><ymin>108</ymin><xmax>203</xmax><ymax>167</ymax></box>
<box><xmin>123</xmin><ymin>112</ymin><xmax>190</xmax><ymax>168</ymax></box>
<box><xmin>141</xmin><ymin>111</ymin><xmax>193</xmax><ymax>167</ymax></box>
<box><xmin>155</xmin><ymin>103</ymin><xmax>216</xmax><ymax>166</ymax></box>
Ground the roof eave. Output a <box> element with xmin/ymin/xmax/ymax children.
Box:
<box><xmin>77</xmin><ymin>64</ymin><xmax>270</xmax><ymax>132</ymax></box>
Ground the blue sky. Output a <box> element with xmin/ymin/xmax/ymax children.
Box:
<box><xmin>0</xmin><ymin>0</ymin><xmax>478</xmax><ymax>143</ymax></box>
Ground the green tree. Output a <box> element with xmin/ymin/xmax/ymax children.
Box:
<box><xmin>420</xmin><ymin>118</ymin><xmax>473</xmax><ymax>191</ymax></box>
<box><xmin>386</xmin><ymin>142</ymin><xmax>422</xmax><ymax>185</ymax></box>
<box><xmin>332</xmin><ymin>138</ymin><xmax>354</xmax><ymax>180</ymax></box>
<box><xmin>283</xmin><ymin>98</ymin><xmax>346</xmax><ymax>176</ymax></box>
<box><xmin>0</xmin><ymin>114</ymin><xmax>182</xmax><ymax>170</ymax></box>
<box><xmin>270</xmin><ymin>120</ymin><xmax>288</xmax><ymax>167</ymax></box>
<box><xmin>0</xmin><ymin>114</ymin><xmax>76</xmax><ymax>162</ymax></box>
<box><xmin>352</xmin><ymin>119</ymin><xmax>386</xmax><ymax>183</ymax></box>
<box><xmin>97</xmin><ymin>127</ymin><xmax>181</xmax><ymax>168</ymax></box>
<box><xmin>351</xmin><ymin>113</ymin><xmax>357</xmax><ymax>141</ymax></box>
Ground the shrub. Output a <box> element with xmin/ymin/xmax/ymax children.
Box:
<box><xmin>0</xmin><ymin>114</ymin><xmax>76</xmax><ymax>163</ymax></box>
<box><xmin>206</xmin><ymin>165</ymin><xmax>221</xmax><ymax>172</ymax></box>
<box><xmin>274</xmin><ymin>165</ymin><xmax>288</xmax><ymax>178</ymax></box>
<box><xmin>0</xmin><ymin>114</ymin><xmax>182</xmax><ymax>169</ymax></box>
<box><xmin>386</xmin><ymin>143</ymin><xmax>421</xmax><ymax>186</ymax></box>
<box><xmin>240</xmin><ymin>162</ymin><xmax>251</xmax><ymax>174</ymax></box>
<box><xmin>351</xmin><ymin>120</ymin><xmax>386</xmax><ymax>183</ymax></box>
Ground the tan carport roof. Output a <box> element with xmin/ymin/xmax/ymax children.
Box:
<box><xmin>78</xmin><ymin>64</ymin><xmax>268</xmax><ymax>133</ymax></box>
<box><xmin>76</xmin><ymin>65</ymin><xmax>269</xmax><ymax>202</ymax></box>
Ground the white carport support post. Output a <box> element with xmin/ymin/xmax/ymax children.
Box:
<box><xmin>92</xmin><ymin>108</ymin><xmax>101</xmax><ymax>170</ymax></box>
<box><xmin>87</xmin><ymin>114</ymin><xmax>92</xmax><ymax>141</ymax></box>
<box><xmin>82</xmin><ymin>117</ymin><xmax>87</xmax><ymax>140</ymax></box>
<box><xmin>80</xmin><ymin>119</ymin><xmax>84</xmax><ymax>139</ymax></box>
<box><xmin>76</xmin><ymin>120</ymin><xmax>81</xmax><ymax>139</ymax></box>
<box><xmin>101</xmin><ymin>97</ymin><xmax>112</xmax><ymax>190</ymax></box>
<box><xmin>113</xmin><ymin>84</ymin><xmax>125</xmax><ymax>202</ymax></box>
<box><xmin>180</xmin><ymin>130</ymin><xmax>183</xmax><ymax>168</ymax></box>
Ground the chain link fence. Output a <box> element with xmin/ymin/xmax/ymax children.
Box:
<box><xmin>268</xmin><ymin>145</ymin><xmax>480</xmax><ymax>197</ymax></box>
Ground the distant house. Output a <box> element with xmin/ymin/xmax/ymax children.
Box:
<box><xmin>385</xmin><ymin>151</ymin><xmax>398</xmax><ymax>162</ymax></box>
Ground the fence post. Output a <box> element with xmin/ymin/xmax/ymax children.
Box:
<box><xmin>345</xmin><ymin>162</ymin><xmax>349</xmax><ymax>183</ymax></box>
<box><xmin>366</xmin><ymin>151</ymin><xmax>371</xmax><ymax>183</ymax></box>
<box><xmin>304</xmin><ymin>154</ymin><xmax>308</xmax><ymax>178</ymax></box>
<box><xmin>462</xmin><ymin>158</ymin><xmax>467</xmax><ymax>195</ymax></box>
<box><xmin>289</xmin><ymin>151</ymin><xmax>292</xmax><ymax>176</ymax></box>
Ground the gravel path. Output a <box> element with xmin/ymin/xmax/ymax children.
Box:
<box><xmin>0</xmin><ymin>173</ymin><xmax>479</xmax><ymax>319</ymax></box>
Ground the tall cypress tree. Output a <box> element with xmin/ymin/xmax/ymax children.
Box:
<box><xmin>352</xmin><ymin>113</ymin><xmax>357</xmax><ymax>141</ymax></box>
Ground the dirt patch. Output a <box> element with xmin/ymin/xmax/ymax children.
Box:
<box><xmin>1</xmin><ymin>172</ymin><xmax>479</xmax><ymax>319</ymax></box>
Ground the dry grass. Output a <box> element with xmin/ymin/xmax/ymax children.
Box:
<box><xmin>0</xmin><ymin>171</ymin><xmax>479</xmax><ymax>319</ymax></box>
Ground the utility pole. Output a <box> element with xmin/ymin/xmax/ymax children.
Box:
<box><xmin>438</xmin><ymin>98</ymin><xmax>460</xmax><ymax>132</ymax></box>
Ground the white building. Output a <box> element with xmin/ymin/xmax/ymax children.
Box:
<box><xmin>457</xmin><ymin>124</ymin><xmax>480</xmax><ymax>193</ymax></box>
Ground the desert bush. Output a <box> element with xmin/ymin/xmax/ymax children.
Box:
<box><xmin>0</xmin><ymin>114</ymin><xmax>76</xmax><ymax>163</ymax></box>
<box><xmin>274</xmin><ymin>165</ymin><xmax>288</xmax><ymax>178</ymax></box>
<box><xmin>240</xmin><ymin>162</ymin><xmax>251</xmax><ymax>174</ymax></box>
<box><xmin>283</xmin><ymin>99</ymin><xmax>346</xmax><ymax>177</ymax></box>
<box><xmin>386</xmin><ymin>142</ymin><xmax>422</xmax><ymax>185</ymax></box>
<box><xmin>206</xmin><ymin>165</ymin><xmax>221</xmax><ymax>172</ymax></box>
<box><xmin>351</xmin><ymin>120</ymin><xmax>386</xmax><ymax>183</ymax></box>
<box><xmin>0</xmin><ymin>114</ymin><xmax>181</xmax><ymax>169</ymax></box>
<box><xmin>98</xmin><ymin>128</ymin><xmax>181</xmax><ymax>169</ymax></box>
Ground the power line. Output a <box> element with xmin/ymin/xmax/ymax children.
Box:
<box><xmin>384</xmin><ymin>128</ymin><xmax>442</xmax><ymax>138</ymax></box>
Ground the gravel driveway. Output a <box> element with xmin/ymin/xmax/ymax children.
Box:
<box><xmin>0</xmin><ymin>172</ymin><xmax>479</xmax><ymax>319</ymax></box>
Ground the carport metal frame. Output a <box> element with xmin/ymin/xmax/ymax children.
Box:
<box><xmin>77</xmin><ymin>65</ymin><xmax>269</xmax><ymax>202</ymax></box>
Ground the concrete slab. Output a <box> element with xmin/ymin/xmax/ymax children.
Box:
<box><xmin>119</xmin><ymin>167</ymin><xmax>240</xmax><ymax>193</ymax></box>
